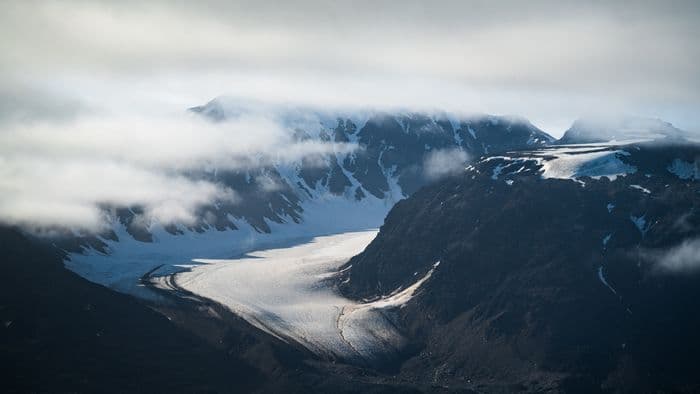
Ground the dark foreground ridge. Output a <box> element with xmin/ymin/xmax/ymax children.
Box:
<box><xmin>0</xmin><ymin>226</ymin><xmax>263</xmax><ymax>393</ymax></box>
<box><xmin>1</xmin><ymin>227</ymin><xmax>431</xmax><ymax>393</ymax></box>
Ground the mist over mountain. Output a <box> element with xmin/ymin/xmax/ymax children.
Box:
<box><xmin>3</xmin><ymin>1</ymin><xmax>700</xmax><ymax>393</ymax></box>
<box><xmin>44</xmin><ymin>98</ymin><xmax>555</xmax><ymax>296</ymax></box>
<box><xmin>558</xmin><ymin>116</ymin><xmax>692</xmax><ymax>144</ymax></box>
<box><xmin>5</xmin><ymin>97</ymin><xmax>700</xmax><ymax>392</ymax></box>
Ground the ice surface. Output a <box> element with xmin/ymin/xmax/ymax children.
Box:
<box><xmin>474</xmin><ymin>144</ymin><xmax>638</xmax><ymax>183</ymax></box>
<box><xmin>537</xmin><ymin>147</ymin><xmax>636</xmax><ymax>180</ymax></box>
<box><xmin>165</xmin><ymin>231</ymin><xmax>437</xmax><ymax>361</ymax></box>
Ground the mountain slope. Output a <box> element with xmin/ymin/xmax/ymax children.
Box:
<box><xmin>339</xmin><ymin>141</ymin><xmax>700</xmax><ymax>392</ymax></box>
<box><xmin>0</xmin><ymin>226</ymin><xmax>266</xmax><ymax>393</ymax></box>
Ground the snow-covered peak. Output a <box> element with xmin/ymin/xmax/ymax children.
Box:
<box><xmin>559</xmin><ymin>116</ymin><xmax>686</xmax><ymax>144</ymax></box>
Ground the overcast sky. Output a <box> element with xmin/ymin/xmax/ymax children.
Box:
<box><xmin>1</xmin><ymin>0</ymin><xmax>699</xmax><ymax>230</ymax></box>
<box><xmin>2</xmin><ymin>0</ymin><xmax>698</xmax><ymax>133</ymax></box>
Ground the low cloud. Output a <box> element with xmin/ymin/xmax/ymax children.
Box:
<box><xmin>255</xmin><ymin>174</ymin><xmax>284</xmax><ymax>193</ymax></box>
<box><xmin>423</xmin><ymin>148</ymin><xmax>469</xmax><ymax>180</ymax></box>
<box><xmin>0</xmin><ymin>102</ymin><xmax>355</xmax><ymax>231</ymax></box>
<box><xmin>641</xmin><ymin>238</ymin><xmax>700</xmax><ymax>273</ymax></box>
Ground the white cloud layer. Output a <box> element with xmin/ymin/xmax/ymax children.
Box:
<box><xmin>1</xmin><ymin>0</ymin><xmax>698</xmax><ymax>134</ymax></box>
<box><xmin>0</xmin><ymin>111</ymin><xmax>354</xmax><ymax>231</ymax></box>
<box><xmin>645</xmin><ymin>238</ymin><xmax>700</xmax><ymax>274</ymax></box>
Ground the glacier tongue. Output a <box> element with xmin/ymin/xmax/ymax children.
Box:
<box><xmin>160</xmin><ymin>230</ymin><xmax>436</xmax><ymax>362</ymax></box>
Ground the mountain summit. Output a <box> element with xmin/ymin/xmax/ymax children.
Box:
<box><xmin>558</xmin><ymin>116</ymin><xmax>688</xmax><ymax>144</ymax></box>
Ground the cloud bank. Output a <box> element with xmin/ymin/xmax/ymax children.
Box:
<box><xmin>642</xmin><ymin>238</ymin><xmax>700</xmax><ymax>274</ymax></box>
<box><xmin>1</xmin><ymin>0</ymin><xmax>699</xmax><ymax>134</ymax></box>
<box><xmin>0</xmin><ymin>110</ymin><xmax>354</xmax><ymax>231</ymax></box>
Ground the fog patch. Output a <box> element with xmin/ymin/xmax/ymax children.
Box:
<box><xmin>255</xmin><ymin>174</ymin><xmax>284</xmax><ymax>193</ymax></box>
<box><xmin>423</xmin><ymin>148</ymin><xmax>469</xmax><ymax>180</ymax></box>
<box><xmin>641</xmin><ymin>238</ymin><xmax>700</xmax><ymax>274</ymax></box>
<box><xmin>0</xmin><ymin>109</ymin><xmax>355</xmax><ymax>232</ymax></box>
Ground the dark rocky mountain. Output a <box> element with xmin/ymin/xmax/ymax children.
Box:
<box><xmin>9</xmin><ymin>107</ymin><xmax>700</xmax><ymax>394</ymax></box>
<box><xmin>190</xmin><ymin>98</ymin><xmax>554</xmax><ymax>201</ymax></box>
<box><xmin>59</xmin><ymin>100</ymin><xmax>556</xmax><ymax>254</ymax></box>
<box><xmin>339</xmin><ymin>141</ymin><xmax>700</xmax><ymax>392</ymax></box>
<box><xmin>60</xmin><ymin>100</ymin><xmax>555</xmax><ymax>283</ymax></box>
<box><xmin>13</xmin><ymin>100</ymin><xmax>700</xmax><ymax>393</ymax></box>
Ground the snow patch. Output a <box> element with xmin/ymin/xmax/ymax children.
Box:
<box><xmin>538</xmin><ymin>148</ymin><xmax>636</xmax><ymax>180</ymax></box>
<box><xmin>630</xmin><ymin>184</ymin><xmax>651</xmax><ymax>194</ymax></box>
<box><xmin>491</xmin><ymin>163</ymin><xmax>504</xmax><ymax>180</ymax></box>
<box><xmin>467</xmin><ymin>126</ymin><xmax>477</xmax><ymax>140</ymax></box>
<box><xmin>598</xmin><ymin>266</ymin><xmax>618</xmax><ymax>295</ymax></box>
<box><xmin>603</xmin><ymin>233</ymin><xmax>612</xmax><ymax>248</ymax></box>
<box><xmin>630</xmin><ymin>215</ymin><xmax>651</xmax><ymax>237</ymax></box>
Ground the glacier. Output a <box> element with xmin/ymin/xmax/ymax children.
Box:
<box><xmin>153</xmin><ymin>230</ymin><xmax>437</xmax><ymax>362</ymax></box>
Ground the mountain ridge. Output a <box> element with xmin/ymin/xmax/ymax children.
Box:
<box><xmin>338</xmin><ymin>140</ymin><xmax>700</xmax><ymax>392</ymax></box>
<box><xmin>58</xmin><ymin>98</ymin><xmax>559</xmax><ymax>297</ymax></box>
